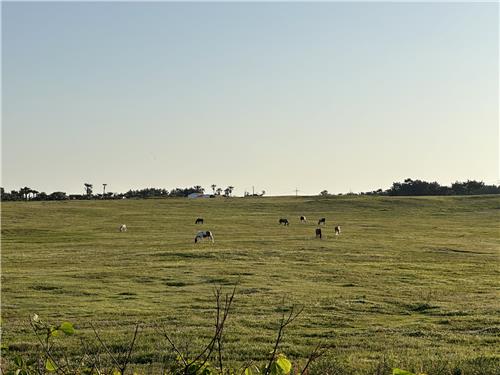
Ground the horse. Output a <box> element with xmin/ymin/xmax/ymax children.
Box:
<box><xmin>300</xmin><ymin>216</ymin><xmax>307</xmax><ymax>223</ymax></box>
<box><xmin>195</xmin><ymin>231</ymin><xmax>214</xmax><ymax>243</ymax></box>
<box><xmin>318</xmin><ymin>218</ymin><xmax>326</xmax><ymax>225</ymax></box>
<box><xmin>315</xmin><ymin>228</ymin><xmax>322</xmax><ymax>239</ymax></box>
<box><xmin>278</xmin><ymin>218</ymin><xmax>289</xmax><ymax>226</ymax></box>
<box><xmin>119</xmin><ymin>224</ymin><xmax>127</xmax><ymax>232</ymax></box>
<box><xmin>335</xmin><ymin>226</ymin><xmax>341</xmax><ymax>235</ymax></box>
<box><xmin>195</xmin><ymin>218</ymin><xmax>204</xmax><ymax>224</ymax></box>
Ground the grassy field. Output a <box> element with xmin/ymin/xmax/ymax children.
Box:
<box><xmin>1</xmin><ymin>195</ymin><xmax>499</xmax><ymax>374</ymax></box>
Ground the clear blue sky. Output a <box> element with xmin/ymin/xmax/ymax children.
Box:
<box><xmin>2</xmin><ymin>2</ymin><xmax>498</xmax><ymax>196</ymax></box>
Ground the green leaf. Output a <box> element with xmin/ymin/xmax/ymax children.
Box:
<box><xmin>45</xmin><ymin>358</ymin><xmax>57</xmax><ymax>372</ymax></box>
<box><xmin>59</xmin><ymin>322</ymin><xmax>75</xmax><ymax>335</ymax></box>
<box><xmin>393</xmin><ymin>369</ymin><xmax>416</xmax><ymax>375</ymax></box>
<box><xmin>14</xmin><ymin>355</ymin><xmax>23</xmax><ymax>367</ymax></box>
<box><xmin>50</xmin><ymin>328</ymin><xmax>61</xmax><ymax>337</ymax></box>
<box><xmin>244</xmin><ymin>365</ymin><xmax>260</xmax><ymax>375</ymax></box>
<box><xmin>275</xmin><ymin>355</ymin><xmax>292</xmax><ymax>375</ymax></box>
<box><xmin>112</xmin><ymin>369</ymin><xmax>121</xmax><ymax>375</ymax></box>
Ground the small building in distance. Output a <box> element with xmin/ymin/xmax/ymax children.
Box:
<box><xmin>187</xmin><ymin>193</ymin><xmax>213</xmax><ymax>199</ymax></box>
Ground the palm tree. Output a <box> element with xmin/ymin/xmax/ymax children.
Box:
<box><xmin>211</xmin><ymin>184</ymin><xmax>217</xmax><ymax>195</ymax></box>
<box><xmin>84</xmin><ymin>183</ymin><xmax>93</xmax><ymax>199</ymax></box>
<box><xmin>193</xmin><ymin>185</ymin><xmax>204</xmax><ymax>193</ymax></box>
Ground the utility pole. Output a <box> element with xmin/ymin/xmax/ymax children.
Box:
<box><xmin>252</xmin><ymin>186</ymin><xmax>255</xmax><ymax>196</ymax></box>
<box><xmin>294</xmin><ymin>187</ymin><xmax>300</xmax><ymax>197</ymax></box>
<box><xmin>103</xmin><ymin>184</ymin><xmax>107</xmax><ymax>199</ymax></box>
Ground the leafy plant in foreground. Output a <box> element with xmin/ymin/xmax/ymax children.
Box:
<box><xmin>4</xmin><ymin>288</ymin><xmax>327</xmax><ymax>375</ymax></box>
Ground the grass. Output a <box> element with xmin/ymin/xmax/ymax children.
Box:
<box><xmin>1</xmin><ymin>195</ymin><xmax>499</xmax><ymax>373</ymax></box>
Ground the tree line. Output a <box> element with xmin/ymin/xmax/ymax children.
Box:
<box><xmin>2</xmin><ymin>178</ymin><xmax>499</xmax><ymax>201</ymax></box>
<box><xmin>0</xmin><ymin>183</ymin><xmax>236</xmax><ymax>201</ymax></box>
<box><xmin>320</xmin><ymin>178</ymin><xmax>500</xmax><ymax>197</ymax></box>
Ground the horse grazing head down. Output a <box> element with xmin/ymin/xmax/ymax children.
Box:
<box><xmin>278</xmin><ymin>218</ymin><xmax>289</xmax><ymax>226</ymax></box>
<box><xmin>195</xmin><ymin>230</ymin><xmax>214</xmax><ymax>243</ymax></box>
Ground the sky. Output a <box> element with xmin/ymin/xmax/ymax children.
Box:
<box><xmin>2</xmin><ymin>2</ymin><xmax>498</xmax><ymax>196</ymax></box>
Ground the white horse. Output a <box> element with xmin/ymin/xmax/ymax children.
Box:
<box><xmin>195</xmin><ymin>230</ymin><xmax>214</xmax><ymax>243</ymax></box>
<box><xmin>119</xmin><ymin>224</ymin><xmax>127</xmax><ymax>232</ymax></box>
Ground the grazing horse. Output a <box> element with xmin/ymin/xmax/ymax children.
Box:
<box><xmin>315</xmin><ymin>228</ymin><xmax>322</xmax><ymax>239</ymax></box>
<box><xmin>318</xmin><ymin>218</ymin><xmax>326</xmax><ymax>225</ymax></box>
<box><xmin>278</xmin><ymin>218</ymin><xmax>289</xmax><ymax>226</ymax></box>
<box><xmin>300</xmin><ymin>216</ymin><xmax>307</xmax><ymax>223</ymax></box>
<box><xmin>119</xmin><ymin>224</ymin><xmax>127</xmax><ymax>232</ymax></box>
<box><xmin>335</xmin><ymin>226</ymin><xmax>341</xmax><ymax>235</ymax></box>
<box><xmin>195</xmin><ymin>218</ymin><xmax>204</xmax><ymax>224</ymax></box>
<box><xmin>195</xmin><ymin>230</ymin><xmax>214</xmax><ymax>243</ymax></box>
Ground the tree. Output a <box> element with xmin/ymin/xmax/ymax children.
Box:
<box><xmin>451</xmin><ymin>180</ymin><xmax>488</xmax><ymax>195</ymax></box>
<box><xmin>193</xmin><ymin>185</ymin><xmax>205</xmax><ymax>194</ymax></box>
<box><xmin>211</xmin><ymin>184</ymin><xmax>217</xmax><ymax>195</ymax></box>
<box><xmin>48</xmin><ymin>191</ymin><xmax>67</xmax><ymax>200</ymax></box>
<box><xmin>10</xmin><ymin>190</ymin><xmax>22</xmax><ymax>200</ymax></box>
<box><xmin>37</xmin><ymin>192</ymin><xmax>48</xmax><ymax>200</ymax></box>
<box><xmin>0</xmin><ymin>187</ymin><xmax>14</xmax><ymax>201</ymax></box>
<box><xmin>261</xmin><ymin>190</ymin><xmax>266</xmax><ymax>196</ymax></box>
<box><xmin>84</xmin><ymin>183</ymin><xmax>93</xmax><ymax>199</ymax></box>
<box><xmin>19</xmin><ymin>187</ymin><xmax>31</xmax><ymax>200</ymax></box>
<box><xmin>216</xmin><ymin>188</ymin><xmax>223</xmax><ymax>196</ymax></box>
<box><xmin>126</xmin><ymin>188</ymin><xmax>169</xmax><ymax>199</ymax></box>
<box><xmin>30</xmin><ymin>189</ymin><xmax>39</xmax><ymax>200</ymax></box>
<box><xmin>320</xmin><ymin>190</ymin><xmax>329</xmax><ymax>196</ymax></box>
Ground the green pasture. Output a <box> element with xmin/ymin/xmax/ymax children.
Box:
<box><xmin>1</xmin><ymin>195</ymin><xmax>499</xmax><ymax>373</ymax></box>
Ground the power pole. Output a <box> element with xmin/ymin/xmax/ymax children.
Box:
<box><xmin>252</xmin><ymin>186</ymin><xmax>255</xmax><ymax>196</ymax></box>
<box><xmin>294</xmin><ymin>187</ymin><xmax>300</xmax><ymax>197</ymax></box>
<box><xmin>103</xmin><ymin>184</ymin><xmax>107</xmax><ymax>199</ymax></box>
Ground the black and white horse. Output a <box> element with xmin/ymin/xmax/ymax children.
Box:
<box><xmin>278</xmin><ymin>218</ymin><xmax>289</xmax><ymax>226</ymax></box>
<box><xmin>334</xmin><ymin>226</ymin><xmax>341</xmax><ymax>235</ymax></box>
<box><xmin>318</xmin><ymin>218</ymin><xmax>326</xmax><ymax>225</ymax></box>
<box><xmin>195</xmin><ymin>218</ymin><xmax>204</xmax><ymax>224</ymax></box>
<box><xmin>195</xmin><ymin>231</ymin><xmax>214</xmax><ymax>243</ymax></box>
<box><xmin>119</xmin><ymin>224</ymin><xmax>127</xmax><ymax>232</ymax></box>
<box><xmin>300</xmin><ymin>216</ymin><xmax>307</xmax><ymax>223</ymax></box>
<box><xmin>315</xmin><ymin>228</ymin><xmax>322</xmax><ymax>239</ymax></box>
